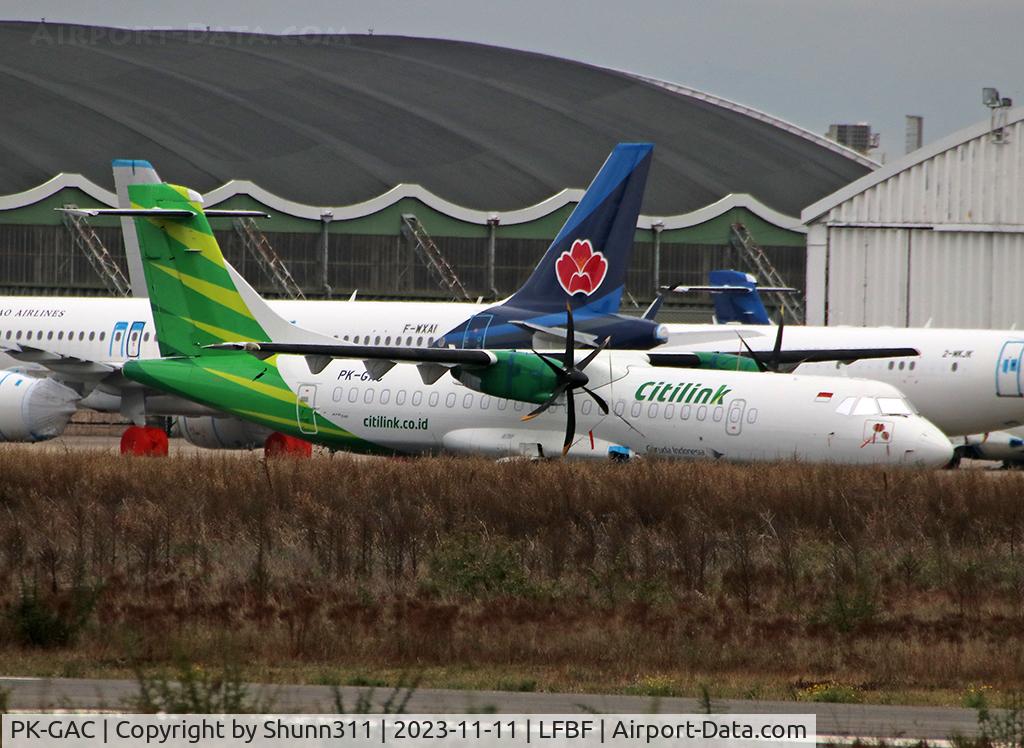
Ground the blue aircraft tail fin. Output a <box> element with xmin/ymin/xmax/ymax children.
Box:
<box><xmin>708</xmin><ymin>270</ymin><xmax>771</xmax><ymax>324</ymax></box>
<box><xmin>502</xmin><ymin>143</ymin><xmax>653</xmax><ymax>314</ymax></box>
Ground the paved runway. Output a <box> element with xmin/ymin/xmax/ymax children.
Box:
<box><xmin>0</xmin><ymin>677</ymin><xmax>983</xmax><ymax>741</ymax></box>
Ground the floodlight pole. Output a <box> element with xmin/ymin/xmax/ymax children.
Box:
<box><xmin>651</xmin><ymin>220</ymin><xmax>664</xmax><ymax>296</ymax></box>
<box><xmin>320</xmin><ymin>208</ymin><xmax>333</xmax><ymax>298</ymax></box>
<box><xmin>487</xmin><ymin>215</ymin><xmax>500</xmax><ymax>300</ymax></box>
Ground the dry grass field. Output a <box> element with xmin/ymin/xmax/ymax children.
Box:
<box><xmin>1</xmin><ymin>448</ymin><xmax>1022</xmax><ymax>706</ymax></box>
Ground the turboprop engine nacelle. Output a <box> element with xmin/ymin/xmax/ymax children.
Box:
<box><xmin>452</xmin><ymin>350</ymin><xmax>559</xmax><ymax>405</ymax></box>
<box><xmin>174</xmin><ymin>415</ymin><xmax>274</xmax><ymax>450</ymax></box>
<box><xmin>0</xmin><ymin>372</ymin><xmax>80</xmax><ymax>442</ymax></box>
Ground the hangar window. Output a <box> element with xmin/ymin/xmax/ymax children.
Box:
<box><xmin>364</xmin><ymin>389</ymin><xmax>374</xmax><ymax>404</ymax></box>
<box><xmin>746</xmin><ymin>408</ymin><xmax>759</xmax><ymax>424</ymax></box>
<box><xmin>681</xmin><ymin>405</ymin><xmax>691</xmax><ymax>420</ymax></box>
<box><xmin>428</xmin><ymin>391</ymin><xmax>438</xmax><ymax>407</ymax></box>
<box><xmin>697</xmin><ymin>406</ymin><xmax>708</xmax><ymax>421</ymax></box>
<box><xmin>631</xmin><ymin>402</ymin><xmax>642</xmax><ymax>418</ymax></box>
<box><xmin>412</xmin><ymin>391</ymin><xmax>423</xmax><ymax>406</ymax></box>
<box><xmin>380</xmin><ymin>389</ymin><xmax>391</xmax><ymax>405</ymax></box>
<box><xmin>713</xmin><ymin>406</ymin><xmax>724</xmax><ymax>422</ymax></box>
<box><xmin>664</xmin><ymin>404</ymin><xmax>675</xmax><ymax>419</ymax></box>
<box><xmin>445</xmin><ymin>393</ymin><xmax>456</xmax><ymax>408</ymax></box>
<box><xmin>348</xmin><ymin>388</ymin><xmax>359</xmax><ymax>403</ymax></box>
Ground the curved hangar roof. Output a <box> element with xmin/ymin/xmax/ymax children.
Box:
<box><xmin>0</xmin><ymin>22</ymin><xmax>873</xmax><ymax>217</ymax></box>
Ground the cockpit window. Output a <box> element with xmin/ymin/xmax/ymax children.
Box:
<box><xmin>852</xmin><ymin>397</ymin><xmax>880</xmax><ymax>416</ymax></box>
<box><xmin>878</xmin><ymin>397</ymin><xmax>914</xmax><ymax>415</ymax></box>
<box><xmin>835</xmin><ymin>397</ymin><xmax>856</xmax><ymax>415</ymax></box>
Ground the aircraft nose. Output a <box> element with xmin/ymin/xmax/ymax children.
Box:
<box><xmin>905</xmin><ymin>420</ymin><xmax>954</xmax><ymax>468</ymax></box>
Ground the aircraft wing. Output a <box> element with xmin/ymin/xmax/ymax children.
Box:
<box><xmin>647</xmin><ymin>347</ymin><xmax>920</xmax><ymax>369</ymax></box>
<box><xmin>1</xmin><ymin>344</ymin><xmax>120</xmax><ymax>379</ymax></box>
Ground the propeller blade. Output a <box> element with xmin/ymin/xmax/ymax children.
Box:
<box><xmin>577</xmin><ymin>336</ymin><xmax>610</xmax><ymax>372</ymax></box>
<box><xmin>564</xmin><ymin>302</ymin><xmax>575</xmax><ymax>369</ymax></box>
<box><xmin>521</xmin><ymin>384</ymin><xmax>567</xmax><ymax>422</ymax></box>
<box><xmin>562</xmin><ymin>388</ymin><xmax>576</xmax><ymax>456</ymax></box>
<box><xmin>770</xmin><ymin>311</ymin><xmax>785</xmax><ymax>372</ymax></box>
<box><xmin>736</xmin><ymin>333</ymin><xmax>768</xmax><ymax>373</ymax></box>
<box><xmin>532</xmin><ymin>348</ymin><xmax>565</xmax><ymax>378</ymax></box>
<box><xmin>582</xmin><ymin>385</ymin><xmax>609</xmax><ymax>414</ymax></box>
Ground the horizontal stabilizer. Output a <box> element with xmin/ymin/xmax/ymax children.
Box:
<box><xmin>208</xmin><ymin>341</ymin><xmax>497</xmax><ymax>369</ymax></box>
<box><xmin>647</xmin><ymin>347</ymin><xmax>920</xmax><ymax>369</ymax></box>
<box><xmin>668</xmin><ymin>284</ymin><xmax>798</xmax><ymax>294</ymax></box>
<box><xmin>55</xmin><ymin>208</ymin><xmax>270</xmax><ymax>219</ymax></box>
<box><xmin>510</xmin><ymin>321</ymin><xmax>599</xmax><ymax>347</ymax></box>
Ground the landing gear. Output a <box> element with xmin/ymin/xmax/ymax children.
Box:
<box><xmin>264</xmin><ymin>432</ymin><xmax>312</xmax><ymax>458</ymax></box>
<box><xmin>120</xmin><ymin>425</ymin><xmax>169</xmax><ymax>456</ymax></box>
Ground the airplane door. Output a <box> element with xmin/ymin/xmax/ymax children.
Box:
<box><xmin>725</xmin><ymin>398</ymin><xmax>746</xmax><ymax>436</ymax></box>
<box><xmin>126</xmin><ymin>321</ymin><xmax>146</xmax><ymax>358</ymax></box>
<box><xmin>109</xmin><ymin>321</ymin><xmax>129</xmax><ymax>358</ymax></box>
<box><xmin>296</xmin><ymin>384</ymin><xmax>319</xmax><ymax>435</ymax></box>
<box><xmin>461</xmin><ymin>314</ymin><xmax>494</xmax><ymax>349</ymax></box>
<box><xmin>996</xmin><ymin>341</ymin><xmax>1024</xmax><ymax>397</ymax></box>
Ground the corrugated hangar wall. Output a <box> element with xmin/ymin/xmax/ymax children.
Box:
<box><xmin>804</xmin><ymin>110</ymin><xmax>1024</xmax><ymax>328</ymax></box>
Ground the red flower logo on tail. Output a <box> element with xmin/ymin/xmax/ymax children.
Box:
<box><xmin>555</xmin><ymin>239</ymin><xmax>608</xmax><ymax>296</ymax></box>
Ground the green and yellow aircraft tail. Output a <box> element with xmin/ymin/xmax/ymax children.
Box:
<box><xmin>95</xmin><ymin>159</ymin><xmax>371</xmax><ymax>451</ymax></box>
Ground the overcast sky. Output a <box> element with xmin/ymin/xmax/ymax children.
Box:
<box><xmin>3</xmin><ymin>0</ymin><xmax>1020</xmax><ymax>161</ymax></box>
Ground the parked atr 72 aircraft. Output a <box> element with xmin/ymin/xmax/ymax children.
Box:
<box><xmin>108</xmin><ymin>171</ymin><xmax>954</xmax><ymax>465</ymax></box>
<box><xmin>0</xmin><ymin>144</ymin><xmax>661</xmax><ymax>445</ymax></box>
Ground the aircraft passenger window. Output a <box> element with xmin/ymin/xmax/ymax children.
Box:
<box><xmin>951</xmin><ymin>362</ymin><xmax>958</xmax><ymax>372</ymax></box>
<box><xmin>664</xmin><ymin>404</ymin><xmax>675</xmax><ymax>419</ymax></box>
<box><xmin>631</xmin><ymin>402</ymin><xmax>642</xmax><ymax>418</ymax></box>
<box><xmin>681</xmin><ymin>405</ymin><xmax>691</xmax><ymax>420</ymax></box>
<box><xmin>362</xmin><ymin>336</ymin><xmax>369</xmax><ymax>344</ymax></box>
<box><xmin>463</xmin><ymin>393</ymin><xmax>474</xmax><ymax>409</ymax></box>
<box><xmin>143</xmin><ymin>333</ymin><xmax>149</xmax><ymax>342</ymax></box>
<box><xmin>909</xmin><ymin>361</ymin><xmax>916</xmax><ymax>370</ymax></box>
<box><xmin>417</xmin><ymin>337</ymin><xmax>424</xmax><ymax>346</ymax></box>
<box><xmin>99</xmin><ymin>332</ymin><xmax>106</xmax><ymax>341</ymax></box>
<box><xmin>835</xmin><ymin>397</ymin><xmax>856</xmax><ymax>415</ymax></box>
<box><xmin>898</xmin><ymin>361</ymin><xmax>905</xmax><ymax>370</ymax></box>
<box><xmin>428</xmin><ymin>392</ymin><xmax>438</xmax><ymax>407</ymax></box>
<box><xmin>412</xmin><ymin>391</ymin><xmax>423</xmax><ymax>406</ymax></box>
<box><xmin>888</xmin><ymin>361</ymin><xmax>895</xmax><ymax>370</ymax></box>
<box><xmin>835</xmin><ymin>362</ymin><xmax>841</xmax><ymax>370</ymax></box>
<box><xmin>372</xmin><ymin>336</ymin><xmax>380</xmax><ymax>345</ymax></box>
<box><xmin>513</xmin><ymin>400</ymin><xmax>525</xmax><ymax>412</ymax></box>
<box><xmin>746</xmin><ymin>408</ymin><xmax>758</xmax><ymax>424</ymax></box>
<box><xmin>406</xmin><ymin>336</ymin><xmax>413</xmax><ymax>346</ymax></box>
<box><xmin>445</xmin><ymin>393</ymin><xmax>457</xmax><ymax>408</ymax></box>
<box><xmin>79</xmin><ymin>332</ymin><xmax>85</xmax><ymax>341</ymax></box>
<box><xmin>38</xmin><ymin>330</ymin><xmax>43</xmax><ymax>339</ymax></box>
<box><xmin>427</xmin><ymin>337</ymin><xmax>434</xmax><ymax>346</ymax></box>
<box><xmin>396</xmin><ymin>390</ymin><xmax>407</xmax><ymax>406</ymax></box>
<box><xmin>26</xmin><ymin>331</ymin><xmax>33</xmax><ymax>340</ymax></box>
<box><xmin>878</xmin><ymin>397</ymin><xmax>913</xmax><ymax>415</ymax></box>
<box><xmin>333</xmin><ymin>387</ymin><xmax>343</xmax><ymax>402</ymax></box>
<box><xmin>115</xmin><ymin>332</ymin><xmax>122</xmax><ymax>341</ymax></box>
<box><xmin>497</xmin><ymin>398</ymin><xmax>507</xmax><ymax>411</ymax></box>
<box><xmin>47</xmin><ymin>331</ymin><xmax>53</xmax><ymax>340</ymax></box>
<box><xmin>648</xmin><ymin>403</ymin><xmax>659</xmax><ymax>418</ymax></box>
<box><xmin>613</xmin><ymin>401</ymin><xmax>625</xmax><ymax>416</ymax></box>
<box><xmin>15</xmin><ymin>331</ymin><xmax>21</xmax><ymax>340</ymax></box>
<box><xmin>852</xmin><ymin>397</ymin><xmax>880</xmax><ymax>416</ymax></box>
<box><xmin>697</xmin><ymin>406</ymin><xmax>708</xmax><ymax>421</ymax></box>
<box><xmin>380</xmin><ymin>389</ymin><xmax>391</xmax><ymax>405</ymax></box>
<box><xmin>348</xmin><ymin>388</ymin><xmax>359</xmax><ymax>403</ymax></box>
<box><xmin>480</xmin><ymin>395</ymin><xmax>490</xmax><ymax>410</ymax></box>
<box><xmin>385</xmin><ymin>336</ymin><xmax>391</xmax><ymax>345</ymax></box>
<box><xmin>581</xmin><ymin>399</ymin><xmax>592</xmax><ymax>415</ymax></box>
<box><xmin>57</xmin><ymin>331</ymin><xmax>64</xmax><ymax>340</ymax></box>
<box><xmin>713</xmin><ymin>406</ymin><xmax>724</xmax><ymax>422</ymax></box>
<box><xmin>5</xmin><ymin>331</ymin><xmax>11</xmax><ymax>339</ymax></box>
<box><xmin>364</xmin><ymin>389</ymin><xmax>375</xmax><ymax>404</ymax></box>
